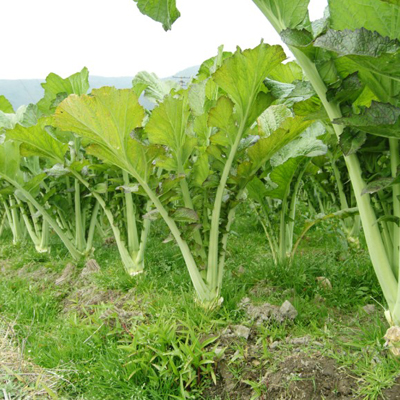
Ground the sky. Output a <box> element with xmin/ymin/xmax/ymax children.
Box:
<box><xmin>1</xmin><ymin>0</ymin><xmax>327</xmax><ymax>80</ymax></box>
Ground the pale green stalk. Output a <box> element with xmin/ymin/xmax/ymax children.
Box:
<box><xmin>0</xmin><ymin>213</ymin><xmax>6</xmax><ymax>237</ymax></box>
<box><xmin>287</xmin><ymin>159</ymin><xmax>309</xmax><ymax>255</ymax></box>
<box><xmin>0</xmin><ymin>176</ymin><xmax>82</xmax><ymax>259</ymax></box>
<box><xmin>134</xmin><ymin>201</ymin><xmax>152</xmax><ymax>269</ymax></box>
<box><xmin>207</xmin><ymin>111</ymin><xmax>251</xmax><ymax>290</ymax></box>
<box><xmin>74</xmin><ymin>179</ymin><xmax>86</xmax><ymax>251</ymax></box>
<box><xmin>8</xmin><ymin>196</ymin><xmax>23</xmax><ymax>244</ymax></box>
<box><xmin>85</xmin><ymin>200</ymin><xmax>101</xmax><ymax>253</ymax></box>
<box><xmin>278</xmin><ymin>185</ymin><xmax>290</xmax><ymax>264</ymax></box>
<box><xmin>122</xmin><ymin>170</ymin><xmax>140</xmax><ymax>253</ymax></box>
<box><xmin>390</xmin><ymin>138</ymin><xmax>400</xmax><ymax>279</ymax></box>
<box><xmin>14</xmin><ymin>196</ymin><xmax>43</xmax><ymax>251</ymax></box>
<box><xmin>71</xmin><ymin>171</ymin><xmax>149</xmax><ymax>276</ymax></box>
<box><xmin>252</xmin><ymin>1</ymin><xmax>399</xmax><ymax>317</ymax></box>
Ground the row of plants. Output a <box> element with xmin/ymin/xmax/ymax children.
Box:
<box><xmin>2</xmin><ymin>0</ymin><xmax>400</xmax><ymax>343</ymax></box>
<box><xmin>130</xmin><ymin>0</ymin><xmax>400</xmax><ymax>337</ymax></box>
<box><xmin>0</xmin><ymin>44</ymin><xmax>353</xmax><ymax>304</ymax></box>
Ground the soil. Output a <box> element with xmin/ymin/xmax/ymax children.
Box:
<box><xmin>205</xmin><ymin>352</ymin><xmax>360</xmax><ymax>400</ymax></box>
<box><xmin>382</xmin><ymin>376</ymin><xmax>400</xmax><ymax>399</ymax></box>
<box><xmin>263</xmin><ymin>354</ymin><xmax>357</xmax><ymax>399</ymax></box>
<box><xmin>1</xmin><ymin>260</ymin><xmax>400</xmax><ymax>399</ymax></box>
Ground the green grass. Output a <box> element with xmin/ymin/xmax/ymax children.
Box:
<box><xmin>0</xmin><ymin>210</ymin><xmax>399</xmax><ymax>399</ymax></box>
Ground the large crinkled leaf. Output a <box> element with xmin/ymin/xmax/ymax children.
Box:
<box><xmin>133</xmin><ymin>0</ymin><xmax>180</xmax><ymax>31</ymax></box>
<box><xmin>197</xmin><ymin>46</ymin><xmax>231</xmax><ymax>81</ymax></box>
<box><xmin>257</xmin><ymin>105</ymin><xmax>293</xmax><ymax>137</ymax></box>
<box><xmin>267</xmin><ymin>61</ymin><xmax>303</xmax><ymax>83</ymax></box>
<box><xmin>38</xmin><ymin>67</ymin><xmax>89</xmax><ymax>113</ymax></box>
<box><xmin>0</xmin><ymin>106</ymin><xmax>28</xmax><ymax>130</ymax></box>
<box><xmin>132</xmin><ymin>71</ymin><xmax>180</xmax><ymax>104</ymax></box>
<box><xmin>264</xmin><ymin>79</ymin><xmax>315</xmax><ymax>103</ymax></box>
<box><xmin>0</xmin><ymin>96</ymin><xmax>14</xmax><ymax>113</ymax></box>
<box><xmin>208</xmin><ymin>96</ymin><xmax>236</xmax><ymax>146</ymax></box>
<box><xmin>212</xmin><ymin>43</ymin><xmax>286</xmax><ymax>124</ymax></box>
<box><xmin>362</xmin><ymin>177</ymin><xmax>395</xmax><ymax>195</ymax></box>
<box><xmin>270</xmin><ymin>122</ymin><xmax>327</xmax><ymax>166</ymax></box>
<box><xmin>329</xmin><ymin>0</ymin><xmax>400</xmax><ymax>40</ymax></box>
<box><xmin>333</xmin><ymin>101</ymin><xmax>400</xmax><ymax>138</ymax></box>
<box><xmin>326</xmin><ymin>72</ymin><xmax>365</xmax><ymax>104</ymax></box>
<box><xmin>332</xmin><ymin>53</ymin><xmax>400</xmax><ymax>105</ymax></box>
<box><xmin>54</xmin><ymin>87</ymin><xmax>150</xmax><ymax>178</ymax></box>
<box><xmin>339</xmin><ymin>128</ymin><xmax>367</xmax><ymax>155</ymax></box>
<box><xmin>293</xmin><ymin>97</ymin><xmax>328</xmax><ymax>120</ymax></box>
<box><xmin>315</xmin><ymin>28</ymin><xmax>399</xmax><ymax>57</ymax></box>
<box><xmin>172</xmin><ymin>207</ymin><xmax>199</xmax><ymax>223</ymax></box>
<box><xmin>0</xmin><ymin>103</ymin><xmax>41</xmax><ymax>131</ymax></box>
<box><xmin>248</xmin><ymin>116</ymin><xmax>313</xmax><ymax>170</ymax></box>
<box><xmin>246</xmin><ymin>176</ymin><xmax>269</xmax><ymax>203</ymax></box>
<box><xmin>6</xmin><ymin>118</ymin><xmax>68</xmax><ymax>162</ymax></box>
<box><xmin>0</xmin><ymin>140</ymin><xmax>22</xmax><ymax>182</ymax></box>
<box><xmin>280</xmin><ymin>28</ymin><xmax>314</xmax><ymax>48</ymax></box>
<box><xmin>146</xmin><ymin>95</ymin><xmax>192</xmax><ymax>156</ymax></box>
<box><xmin>266</xmin><ymin>157</ymin><xmax>303</xmax><ymax>200</ymax></box>
<box><xmin>188</xmin><ymin>81</ymin><xmax>207</xmax><ymax>117</ymax></box>
<box><xmin>315</xmin><ymin>29</ymin><xmax>400</xmax><ymax>84</ymax></box>
<box><xmin>252</xmin><ymin>0</ymin><xmax>310</xmax><ymax>31</ymax></box>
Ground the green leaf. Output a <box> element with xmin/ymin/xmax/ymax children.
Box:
<box><xmin>44</xmin><ymin>164</ymin><xmax>70</xmax><ymax>177</ymax></box>
<box><xmin>339</xmin><ymin>128</ymin><xmax>367</xmax><ymax>155</ymax></box>
<box><xmin>0</xmin><ymin>95</ymin><xmax>14</xmax><ymax>113</ymax></box>
<box><xmin>293</xmin><ymin>97</ymin><xmax>328</xmax><ymax>120</ymax></box>
<box><xmin>267</xmin><ymin>61</ymin><xmax>303</xmax><ymax>83</ymax></box>
<box><xmin>264</xmin><ymin>79</ymin><xmax>315</xmax><ymax>104</ymax></box>
<box><xmin>0</xmin><ymin>140</ymin><xmax>23</xmax><ymax>182</ymax></box>
<box><xmin>146</xmin><ymin>95</ymin><xmax>191</xmax><ymax>153</ymax></box>
<box><xmin>6</xmin><ymin>118</ymin><xmax>68</xmax><ymax>162</ymax></box>
<box><xmin>208</xmin><ymin>96</ymin><xmax>236</xmax><ymax>146</ymax></box>
<box><xmin>23</xmin><ymin>173</ymin><xmax>47</xmax><ymax>195</ymax></box>
<box><xmin>38</xmin><ymin>67</ymin><xmax>89</xmax><ymax>114</ymax></box>
<box><xmin>326</xmin><ymin>72</ymin><xmax>365</xmax><ymax>104</ymax></box>
<box><xmin>362</xmin><ymin>177</ymin><xmax>394</xmax><ymax>195</ymax></box>
<box><xmin>267</xmin><ymin>157</ymin><xmax>303</xmax><ymax>200</ymax></box>
<box><xmin>133</xmin><ymin>0</ymin><xmax>180</xmax><ymax>31</ymax></box>
<box><xmin>188</xmin><ymin>81</ymin><xmax>207</xmax><ymax>117</ymax></box>
<box><xmin>270</xmin><ymin>122</ymin><xmax>327</xmax><ymax>166</ymax></box>
<box><xmin>132</xmin><ymin>71</ymin><xmax>180</xmax><ymax>104</ymax></box>
<box><xmin>333</xmin><ymin>101</ymin><xmax>400</xmax><ymax>138</ymax></box>
<box><xmin>281</xmin><ymin>28</ymin><xmax>314</xmax><ymax>48</ymax></box>
<box><xmin>248</xmin><ymin>116</ymin><xmax>313</xmax><ymax>170</ymax></box>
<box><xmin>246</xmin><ymin>177</ymin><xmax>269</xmax><ymax>203</ymax></box>
<box><xmin>54</xmin><ymin>87</ymin><xmax>152</xmax><ymax>180</ymax></box>
<box><xmin>315</xmin><ymin>29</ymin><xmax>400</xmax><ymax>85</ymax></box>
<box><xmin>257</xmin><ymin>105</ymin><xmax>293</xmax><ymax>137</ymax></box>
<box><xmin>212</xmin><ymin>43</ymin><xmax>286</xmax><ymax>125</ymax></box>
<box><xmin>315</xmin><ymin>28</ymin><xmax>399</xmax><ymax>57</ymax></box>
<box><xmin>0</xmin><ymin>106</ymin><xmax>28</xmax><ymax>130</ymax></box>
<box><xmin>252</xmin><ymin>0</ymin><xmax>310</xmax><ymax>31</ymax></box>
<box><xmin>329</xmin><ymin>0</ymin><xmax>400</xmax><ymax>40</ymax></box>
<box><xmin>192</xmin><ymin>153</ymin><xmax>210</xmax><ymax>187</ymax></box>
<box><xmin>172</xmin><ymin>207</ymin><xmax>199</xmax><ymax>223</ymax></box>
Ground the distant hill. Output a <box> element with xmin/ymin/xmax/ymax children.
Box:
<box><xmin>0</xmin><ymin>66</ymin><xmax>200</xmax><ymax>111</ymax></box>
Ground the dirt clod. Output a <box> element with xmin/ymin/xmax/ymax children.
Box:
<box><xmin>80</xmin><ymin>259</ymin><xmax>101</xmax><ymax>278</ymax></box>
<box><xmin>263</xmin><ymin>354</ymin><xmax>357</xmax><ymax>399</ymax></box>
<box><xmin>362</xmin><ymin>304</ymin><xmax>376</xmax><ymax>314</ymax></box>
<box><xmin>241</xmin><ymin>298</ymin><xmax>298</xmax><ymax>324</ymax></box>
<box><xmin>233</xmin><ymin>325</ymin><xmax>251</xmax><ymax>340</ymax></box>
<box><xmin>55</xmin><ymin>263</ymin><xmax>77</xmax><ymax>286</ymax></box>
